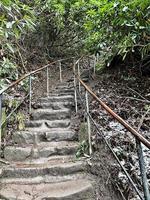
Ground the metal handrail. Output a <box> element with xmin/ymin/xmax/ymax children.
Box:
<box><xmin>0</xmin><ymin>57</ymin><xmax>74</xmax><ymax>95</ymax></box>
<box><xmin>73</xmin><ymin>58</ymin><xmax>150</xmax><ymax>200</ymax></box>
<box><xmin>0</xmin><ymin>56</ymin><xmax>74</xmax><ymax>146</ymax></box>
<box><xmin>76</xmin><ymin>88</ymin><xmax>144</xmax><ymax>200</ymax></box>
<box><xmin>77</xmin><ymin>76</ymin><xmax>150</xmax><ymax>149</ymax></box>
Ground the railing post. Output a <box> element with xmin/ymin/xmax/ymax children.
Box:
<box><xmin>96</xmin><ymin>53</ymin><xmax>99</xmax><ymax>62</ymax></box>
<box><xmin>73</xmin><ymin>61</ymin><xmax>78</xmax><ymax>113</ymax></box>
<box><xmin>77</xmin><ymin>61</ymin><xmax>81</xmax><ymax>92</ymax></box>
<box><xmin>0</xmin><ymin>94</ymin><xmax>2</xmax><ymax>148</ymax></box>
<box><xmin>46</xmin><ymin>66</ymin><xmax>49</xmax><ymax>96</ymax></box>
<box><xmin>93</xmin><ymin>55</ymin><xmax>96</xmax><ymax>76</ymax></box>
<box><xmin>29</xmin><ymin>75</ymin><xmax>32</xmax><ymax>114</ymax></box>
<box><xmin>136</xmin><ymin>139</ymin><xmax>150</xmax><ymax>200</ymax></box>
<box><xmin>58</xmin><ymin>61</ymin><xmax>62</xmax><ymax>83</ymax></box>
<box><xmin>85</xmin><ymin>90</ymin><xmax>92</xmax><ymax>155</ymax></box>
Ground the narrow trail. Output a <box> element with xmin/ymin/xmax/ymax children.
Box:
<box><xmin>0</xmin><ymin>61</ymin><xmax>149</xmax><ymax>200</ymax></box>
<box><xmin>0</xmin><ymin>81</ymin><xmax>95</xmax><ymax>200</ymax></box>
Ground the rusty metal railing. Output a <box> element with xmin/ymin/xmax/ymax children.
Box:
<box><xmin>0</xmin><ymin>57</ymin><xmax>74</xmax><ymax>147</ymax></box>
<box><xmin>73</xmin><ymin>58</ymin><xmax>150</xmax><ymax>200</ymax></box>
<box><xmin>0</xmin><ymin>55</ymin><xmax>150</xmax><ymax>199</ymax></box>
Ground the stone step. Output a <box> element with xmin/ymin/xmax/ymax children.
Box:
<box><xmin>56</xmin><ymin>82</ymin><xmax>73</xmax><ymax>87</ymax></box>
<box><xmin>49</xmin><ymin>92</ymin><xmax>74</xmax><ymax>97</ymax></box>
<box><xmin>7</xmin><ymin>155</ymin><xmax>78</xmax><ymax>165</ymax></box>
<box><xmin>53</xmin><ymin>89</ymin><xmax>74</xmax><ymax>94</ymax></box>
<box><xmin>4</xmin><ymin>141</ymin><xmax>78</xmax><ymax>161</ymax></box>
<box><xmin>0</xmin><ymin>173</ymin><xmax>87</xmax><ymax>185</ymax></box>
<box><xmin>33</xmin><ymin>101</ymin><xmax>74</xmax><ymax>110</ymax></box>
<box><xmin>55</xmin><ymin>84</ymin><xmax>81</xmax><ymax>91</ymax></box>
<box><xmin>1</xmin><ymin>160</ymin><xmax>84</xmax><ymax>179</ymax></box>
<box><xmin>56</xmin><ymin>82</ymin><xmax>74</xmax><ymax>88</ymax></box>
<box><xmin>55</xmin><ymin>82</ymin><xmax>74</xmax><ymax>89</ymax></box>
<box><xmin>55</xmin><ymin>87</ymin><xmax>74</xmax><ymax>91</ymax></box>
<box><xmin>45</xmin><ymin>129</ymin><xmax>77</xmax><ymax>142</ymax></box>
<box><xmin>13</xmin><ymin>129</ymin><xmax>77</xmax><ymax>144</ymax></box>
<box><xmin>39</xmin><ymin>95</ymin><xmax>74</xmax><ymax>103</ymax></box>
<box><xmin>0</xmin><ymin>83</ymin><xmax>95</xmax><ymax>200</ymax></box>
<box><xmin>31</xmin><ymin>109</ymin><xmax>71</xmax><ymax>121</ymax></box>
<box><xmin>25</xmin><ymin>119</ymin><xmax>71</xmax><ymax>129</ymax></box>
<box><xmin>69</xmin><ymin>77</ymin><xmax>89</xmax><ymax>82</ymax></box>
<box><xmin>0</xmin><ymin>179</ymin><xmax>95</xmax><ymax>200</ymax></box>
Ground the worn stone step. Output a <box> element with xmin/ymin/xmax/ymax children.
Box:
<box><xmin>5</xmin><ymin>155</ymin><xmax>82</xmax><ymax>166</ymax></box>
<box><xmin>56</xmin><ymin>82</ymin><xmax>73</xmax><ymax>87</ymax></box>
<box><xmin>45</xmin><ymin>129</ymin><xmax>77</xmax><ymax>142</ymax></box>
<box><xmin>45</xmin><ymin>120</ymin><xmax>71</xmax><ymax>129</ymax></box>
<box><xmin>53</xmin><ymin>89</ymin><xmax>74</xmax><ymax>94</ymax></box>
<box><xmin>55</xmin><ymin>82</ymin><xmax>74</xmax><ymax>89</ymax></box>
<box><xmin>31</xmin><ymin>109</ymin><xmax>71</xmax><ymax>121</ymax></box>
<box><xmin>13</xmin><ymin>129</ymin><xmax>77</xmax><ymax>144</ymax></box>
<box><xmin>39</xmin><ymin>95</ymin><xmax>74</xmax><ymax>103</ymax></box>
<box><xmin>55</xmin><ymin>87</ymin><xmax>74</xmax><ymax>91</ymax></box>
<box><xmin>1</xmin><ymin>160</ymin><xmax>84</xmax><ymax>179</ymax></box>
<box><xmin>4</xmin><ymin>141</ymin><xmax>78</xmax><ymax>161</ymax></box>
<box><xmin>48</xmin><ymin>92</ymin><xmax>74</xmax><ymax>97</ymax></box>
<box><xmin>33</xmin><ymin>101</ymin><xmax>73</xmax><ymax>110</ymax></box>
<box><xmin>0</xmin><ymin>173</ymin><xmax>87</xmax><ymax>185</ymax></box>
<box><xmin>25</xmin><ymin>119</ymin><xmax>71</xmax><ymax>129</ymax></box>
<box><xmin>0</xmin><ymin>82</ymin><xmax>95</xmax><ymax>200</ymax></box>
<box><xmin>0</xmin><ymin>179</ymin><xmax>95</xmax><ymax>200</ymax></box>
<box><xmin>7</xmin><ymin>155</ymin><xmax>78</xmax><ymax>165</ymax></box>
<box><xmin>55</xmin><ymin>84</ymin><xmax>81</xmax><ymax>91</ymax></box>
<box><xmin>69</xmin><ymin>76</ymin><xmax>89</xmax><ymax>82</ymax></box>
<box><xmin>57</xmin><ymin>84</ymin><xmax>73</xmax><ymax>87</ymax></box>
<box><xmin>50</xmin><ymin>92</ymin><xmax>74</xmax><ymax>97</ymax></box>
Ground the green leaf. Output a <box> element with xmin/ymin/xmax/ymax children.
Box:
<box><xmin>6</xmin><ymin>43</ymin><xmax>15</xmax><ymax>53</ymax></box>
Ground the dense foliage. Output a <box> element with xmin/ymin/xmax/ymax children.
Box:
<box><xmin>82</xmin><ymin>0</ymin><xmax>150</xmax><ymax>68</ymax></box>
<box><xmin>0</xmin><ymin>0</ymin><xmax>35</xmax><ymax>88</ymax></box>
<box><xmin>47</xmin><ymin>0</ymin><xmax>150</xmax><ymax>67</ymax></box>
<box><xmin>0</xmin><ymin>0</ymin><xmax>150</xmax><ymax>89</ymax></box>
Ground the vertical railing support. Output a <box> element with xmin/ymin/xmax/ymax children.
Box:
<box><xmin>77</xmin><ymin>61</ymin><xmax>81</xmax><ymax>92</ymax></box>
<box><xmin>29</xmin><ymin>75</ymin><xmax>32</xmax><ymax>114</ymax></box>
<box><xmin>0</xmin><ymin>94</ymin><xmax>2</xmax><ymax>148</ymax></box>
<box><xmin>46</xmin><ymin>66</ymin><xmax>49</xmax><ymax>96</ymax></box>
<box><xmin>74</xmin><ymin>76</ymin><xmax>78</xmax><ymax>113</ymax></box>
<box><xmin>136</xmin><ymin>139</ymin><xmax>150</xmax><ymax>200</ymax></box>
<box><xmin>85</xmin><ymin>90</ymin><xmax>92</xmax><ymax>155</ymax></box>
<box><xmin>93</xmin><ymin>55</ymin><xmax>96</xmax><ymax>76</ymax></box>
<box><xmin>96</xmin><ymin>53</ymin><xmax>99</xmax><ymax>62</ymax></box>
<box><xmin>73</xmin><ymin>62</ymin><xmax>78</xmax><ymax>113</ymax></box>
<box><xmin>58</xmin><ymin>61</ymin><xmax>62</xmax><ymax>83</ymax></box>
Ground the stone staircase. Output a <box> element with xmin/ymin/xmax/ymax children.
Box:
<box><xmin>0</xmin><ymin>82</ymin><xmax>95</xmax><ymax>200</ymax></box>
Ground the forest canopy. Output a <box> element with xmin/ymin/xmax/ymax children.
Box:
<box><xmin>0</xmin><ymin>0</ymin><xmax>150</xmax><ymax>88</ymax></box>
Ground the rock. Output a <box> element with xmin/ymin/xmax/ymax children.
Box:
<box><xmin>78</xmin><ymin>122</ymin><xmax>88</xmax><ymax>143</ymax></box>
<box><xmin>4</xmin><ymin>146</ymin><xmax>31</xmax><ymax>161</ymax></box>
<box><xmin>31</xmin><ymin>109</ymin><xmax>71</xmax><ymax>121</ymax></box>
